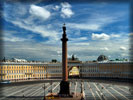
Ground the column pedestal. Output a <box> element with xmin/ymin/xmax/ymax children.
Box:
<box><xmin>59</xmin><ymin>81</ymin><xmax>70</xmax><ymax>97</ymax></box>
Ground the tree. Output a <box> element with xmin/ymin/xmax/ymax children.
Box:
<box><xmin>51</xmin><ymin>59</ymin><xmax>57</xmax><ymax>63</ymax></box>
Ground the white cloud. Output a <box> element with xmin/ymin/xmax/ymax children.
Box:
<box><xmin>67</xmin><ymin>23</ymin><xmax>100</xmax><ymax>31</ymax></box>
<box><xmin>61</xmin><ymin>8</ymin><xmax>74</xmax><ymax>18</ymax></box>
<box><xmin>57</xmin><ymin>51</ymin><xmax>62</xmax><ymax>54</ymax></box>
<box><xmin>108</xmin><ymin>55</ymin><xmax>111</xmax><ymax>58</ymax></box>
<box><xmin>78</xmin><ymin>37</ymin><xmax>88</xmax><ymax>40</ymax></box>
<box><xmin>66</xmin><ymin>12</ymin><xmax>122</xmax><ymax>31</ymax></box>
<box><xmin>110</xmin><ymin>34</ymin><xmax>120</xmax><ymax>38</ymax></box>
<box><xmin>53</xmin><ymin>5</ymin><xmax>60</xmax><ymax>11</ymax></box>
<box><xmin>61</xmin><ymin>2</ymin><xmax>71</xmax><ymax>8</ymax></box>
<box><xmin>92</xmin><ymin>33</ymin><xmax>110</xmax><ymax>40</ymax></box>
<box><xmin>121</xmin><ymin>53</ymin><xmax>127</xmax><ymax>57</ymax></box>
<box><xmin>6</xmin><ymin>19</ymin><xmax>59</xmax><ymax>43</ymax></box>
<box><xmin>3</xmin><ymin>41</ymin><xmax>62</xmax><ymax>61</ymax></box>
<box><xmin>29</xmin><ymin>5</ymin><xmax>51</xmax><ymax>20</ymax></box>
<box><xmin>91</xmin><ymin>33</ymin><xmax>122</xmax><ymax>41</ymax></box>
<box><xmin>69</xmin><ymin>37</ymin><xmax>88</xmax><ymax>42</ymax></box>
<box><xmin>69</xmin><ymin>37</ymin><xmax>89</xmax><ymax>46</ymax></box>
<box><xmin>100</xmin><ymin>47</ymin><xmax>109</xmax><ymax>51</ymax></box>
<box><xmin>67</xmin><ymin>54</ymin><xmax>70</xmax><ymax>58</ymax></box>
<box><xmin>3</xmin><ymin>37</ymin><xmax>26</xmax><ymax>42</ymax></box>
<box><xmin>2</xmin><ymin>30</ymin><xmax>30</xmax><ymax>42</ymax></box>
<box><xmin>61</xmin><ymin>2</ymin><xmax>74</xmax><ymax>18</ymax></box>
<box><xmin>3</xmin><ymin>4</ymin><xmax>59</xmax><ymax>43</ymax></box>
<box><xmin>3</xmin><ymin>32</ymin><xmax>129</xmax><ymax>61</ymax></box>
<box><xmin>72</xmin><ymin>42</ymin><xmax>89</xmax><ymax>46</ymax></box>
<box><xmin>120</xmin><ymin>46</ymin><xmax>127</xmax><ymax>51</ymax></box>
<box><xmin>3</xmin><ymin>4</ymin><xmax>60</xmax><ymax>44</ymax></box>
<box><xmin>16</xmin><ymin>5</ymin><xmax>27</xmax><ymax>16</ymax></box>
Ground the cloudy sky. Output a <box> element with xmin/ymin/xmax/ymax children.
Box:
<box><xmin>1</xmin><ymin>1</ymin><xmax>130</xmax><ymax>61</ymax></box>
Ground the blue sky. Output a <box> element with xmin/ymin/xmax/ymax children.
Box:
<box><xmin>1</xmin><ymin>1</ymin><xmax>130</xmax><ymax>61</ymax></box>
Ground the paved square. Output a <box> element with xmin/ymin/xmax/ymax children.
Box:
<box><xmin>0</xmin><ymin>81</ymin><xmax>133</xmax><ymax>100</ymax></box>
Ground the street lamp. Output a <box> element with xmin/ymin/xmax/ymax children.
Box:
<box><xmin>42</xmin><ymin>83</ymin><xmax>46</xmax><ymax>100</ymax></box>
<box><xmin>51</xmin><ymin>81</ymin><xmax>52</xmax><ymax>94</ymax></box>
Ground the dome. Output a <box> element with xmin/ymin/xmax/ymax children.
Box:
<box><xmin>97</xmin><ymin>55</ymin><xmax>108</xmax><ymax>61</ymax></box>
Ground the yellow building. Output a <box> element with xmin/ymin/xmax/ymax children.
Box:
<box><xmin>0</xmin><ymin>62</ymin><xmax>47</xmax><ymax>81</ymax></box>
<box><xmin>99</xmin><ymin>62</ymin><xmax>132</xmax><ymax>79</ymax></box>
<box><xmin>0</xmin><ymin>61</ymin><xmax>132</xmax><ymax>82</ymax></box>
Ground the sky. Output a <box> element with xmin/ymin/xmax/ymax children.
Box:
<box><xmin>0</xmin><ymin>1</ymin><xmax>130</xmax><ymax>61</ymax></box>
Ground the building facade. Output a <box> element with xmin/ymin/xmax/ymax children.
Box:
<box><xmin>0</xmin><ymin>61</ymin><xmax>132</xmax><ymax>82</ymax></box>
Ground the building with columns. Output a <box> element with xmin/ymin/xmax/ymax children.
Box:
<box><xmin>0</xmin><ymin>58</ymin><xmax>132</xmax><ymax>82</ymax></box>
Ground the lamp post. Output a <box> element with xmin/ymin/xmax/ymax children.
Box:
<box><xmin>42</xmin><ymin>83</ymin><xmax>46</xmax><ymax>100</ymax></box>
<box><xmin>51</xmin><ymin>81</ymin><xmax>52</xmax><ymax>94</ymax></box>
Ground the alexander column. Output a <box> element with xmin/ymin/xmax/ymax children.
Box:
<box><xmin>45</xmin><ymin>24</ymin><xmax>83</xmax><ymax>99</ymax></box>
<box><xmin>59</xmin><ymin>24</ymin><xmax>70</xmax><ymax>96</ymax></box>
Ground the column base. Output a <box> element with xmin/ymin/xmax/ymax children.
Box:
<box><xmin>59</xmin><ymin>81</ymin><xmax>70</xmax><ymax>96</ymax></box>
